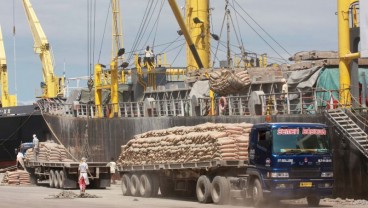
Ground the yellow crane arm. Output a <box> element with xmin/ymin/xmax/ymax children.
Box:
<box><xmin>22</xmin><ymin>0</ymin><xmax>63</xmax><ymax>98</ymax></box>
<box><xmin>0</xmin><ymin>26</ymin><xmax>17</xmax><ymax>107</ymax></box>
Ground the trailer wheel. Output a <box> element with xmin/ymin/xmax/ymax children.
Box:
<box><xmin>307</xmin><ymin>196</ymin><xmax>320</xmax><ymax>207</ymax></box>
<box><xmin>54</xmin><ymin>171</ymin><xmax>61</xmax><ymax>189</ymax></box>
<box><xmin>49</xmin><ymin>170</ymin><xmax>55</xmax><ymax>188</ymax></box>
<box><xmin>196</xmin><ymin>175</ymin><xmax>212</xmax><ymax>203</ymax></box>
<box><xmin>139</xmin><ymin>174</ymin><xmax>153</xmax><ymax>197</ymax></box>
<box><xmin>130</xmin><ymin>174</ymin><xmax>140</xmax><ymax>196</ymax></box>
<box><xmin>252</xmin><ymin>178</ymin><xmax>265</xmax><ymax>207</ymax></box>
<box><xmin>121</xmin><ymin>174</ymin><xmax>131</xmax><ymax>196</ymax></box>
<box><xmin>58</xmin><ymin>171</ymin><xmax>65</xmax><ymax>189</ymax></box>
<box><xmin>211</xmin><ymin>176</ymin><xmax>230</xmax><ymax>205</ymax></box>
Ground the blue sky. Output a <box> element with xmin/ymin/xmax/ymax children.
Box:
<box><xmin>0</xmin><ymin>0</ymin><xmax>337</xmax><ymax>104</ymax></box>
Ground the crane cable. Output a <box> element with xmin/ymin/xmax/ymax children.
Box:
<box><xmin>127</xmin><ymin>0</ymin><xmax>155</xmax><ymax>64</ymax></box>
<box><xmin>232</xmin><ymin>0</ymin><xmax>292</xmax><ymax>58</ymax></box>
<box><xmin>97</xmin><ymin>1</ymin><xmax>112</xmax><ymax>63</ymax></box>
<box><xmin>12</xmin><ymin>0</ymin><xmax>17</xmax><ymax>94</ymax></box>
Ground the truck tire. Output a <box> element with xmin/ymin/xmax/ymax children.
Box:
<box><xmin>252</xmin><ymin>178</ymin><xmax>265</xmax><ymax>207</ymax></box>
<box><xmin>211</xmin><ymin>176</ymin><xmax>230</xmax><ymax>205</ymax></box>
<box><xmin>54</xmin><ymin>171</ymin><xmax>61</xmax><ymax>189</ymax></box>
<box><xmin>58</xmin><ymin>171</ymin><xmax>65</xmax><ymax>189</ymax></box>
<box><xmin>121</xmin><ymin>174</ymin><xmax>131</xmax><ymax>196</ymax></box>
<box><xmin>139</xmin><ymin>174</ymin><xmax>153</xmax><ymax>197</ymax></box>
<box><xmin>307</xmin><ymin>196</ymin><xmax>320</xmax><ymax>207</ymax></box>
<box><xmin>130</xmin><ymin>174</ymin><xmax>140</xmax><ymax>196</ymax></box>
<box><xmin>196</xmin><ymin>175</ymin><xmax>212</xmax><ymax>203</ymax></box>
<box><xmin>49</xmin><ymin>170</ymin><xmax>55</xmax><ymax>188</ymax></box>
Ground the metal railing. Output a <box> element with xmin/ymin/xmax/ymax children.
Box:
<box><xmin>38</xmin><ymin>88</ymin><xmax>367</xmax><ymax>118</ymax></box>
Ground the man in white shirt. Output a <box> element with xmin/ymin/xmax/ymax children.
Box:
<box><xmin>107</xmin><ymin>157</ymin><xmax>117</xmax><ymax>184</ymax></box>
<box><xmin>17</xmin><ymin>151</ymin><xmax>25</xmax><ymax>170</ymax></box>
<box><xmin>32</xmin><ymin>134</ymin><xmax>39</xmax><ymax>161</ymax></box>
<box><xmin>78</xmin><ymin>157</ymin><xmax>89</xmax><ymax>193</ymax></box>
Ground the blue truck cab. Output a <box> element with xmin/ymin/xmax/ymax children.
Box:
<box><xmin>20</xmin><ymin>142</ymin><xmax>34</xmax><ymax>156</ymax></box>
<box><xmin>248</xmin><ymin>122</ymin><xmax>333</xmax><ymax>206</ymax></box>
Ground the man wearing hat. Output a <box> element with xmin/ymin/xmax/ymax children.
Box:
<box><xmin>32</xmin><ymin>134</ymin><xmax>39</xmax><ymax>161</ymax></box>
<box><xmin>78</xmin><ymin>157</ymin><xmax>89</xmax><ymax>193</ymax></box>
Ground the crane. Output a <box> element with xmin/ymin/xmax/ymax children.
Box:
<box><xmin>0</xmin><ymin>26</ymin><xmax>17</xmax><ymax>107</ymax></box>
<box><xmin>21</xmin><ymin>0</ymin><xmax>64</xmax><ymax>99</ymax></box>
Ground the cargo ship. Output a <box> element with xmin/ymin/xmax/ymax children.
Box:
<box><xmin>3</xmin><ymin>0</ymin><xmax>368</xmax><ymax>199</ymax></box>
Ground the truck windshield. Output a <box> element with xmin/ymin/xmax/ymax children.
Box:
<box><xmin>272</xmin><ymin>127</ymin><xmax>330</xmax><ymax>154</ymax></box>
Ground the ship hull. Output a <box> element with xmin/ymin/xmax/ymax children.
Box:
<box><xmin>42</xmin><ymin>113</ymin><xmax>368</xmax><ymax>199</ymax></box>
<box><xmin>0</xmin><ymin>105</ymin><xmax>50</xmax><ymax>168</ymax></box>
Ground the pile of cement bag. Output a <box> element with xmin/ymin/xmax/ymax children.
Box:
<box><xmin>25</xmin><ymin>141</ymin><xmax>70</xmax><ymax>162</ymax></box>
<box><xmin>209</xmin><ymin>69</ymin><xmax>250</xmax><ymax>95</ymax></box>
<box><xmin>1</xmin><ymin>170</ymin><xmax>30</xmax><ymax>185</ymax></box>
<box><xmin>118</xmin><ymin>123</ymin><xmax>252</xmax><ymax>166</ymax></box>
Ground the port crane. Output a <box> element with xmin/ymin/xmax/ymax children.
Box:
<box><xmin>21</xmin><ymin>0</ymin><xmax>64</xmax><ymax>99</ymax></box>
<box><xmin>0</xmin><ymin>26</ymin><xmax>17</xmax><ymax>107</ymax></box>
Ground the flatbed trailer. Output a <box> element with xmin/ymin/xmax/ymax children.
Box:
<box><xmin>119</xmin><ymin>159</ymin><xmax>256</xmax><ymax>205</ymax></box>
<box><xmin>25</xmin><ymin>161</ymin><xmax>111</xmax><ymax>189</ymax></box>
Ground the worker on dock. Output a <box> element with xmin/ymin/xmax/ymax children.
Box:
<box><xmin>107</xmin><ymin>157</ymin><xmax>117</xmax><ymax>184</ymax></box>
<box><xmin>16</xmin><ymin>149</ymin><xmax>25</xmax><ymax>170</ymax></box>
<box><xmin>32</xmin><ymin>134</ymin><xmax>39</xmax><ymax>161</ymax></box>
<box><xmin>78</xmin><ymin>157</ymin><xmax>89</xmax><ymax>194</ymax></box>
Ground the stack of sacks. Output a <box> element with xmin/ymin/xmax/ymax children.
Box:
<box><xmin>24</xmin><ymin>141</ymin><xmax>70</xmax><ymax>162</ymax></box>
<box><xmin>118</xmin><ymin>123</ymin><xmax>252</xmax><ymax>166</ymax></box>
<box><xmin>1</xmin><ymin>170</ymin><xmax>31</xmax><ymax>185</ymax></box>
<box><xmin>209</xmin><ymin>69</ymin><xmax>251</xmax><ymax>95</ymax></box>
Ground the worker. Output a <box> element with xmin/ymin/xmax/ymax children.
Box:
<box><xmin>32</xmin><ymin>134</ymin><xmax>39</xmax><ymax>161</ymax></box>
<box><xmin>107</xmin><ymin>157</ymin><xmax>117</xmax><ymax>184</ymax></box>
<box><xmin>78</xmin><ymin>157</ymin><xmax>89</xmax><ymax>194</ymax></box>
<box><xmin>281</xmin><ymin>78</ymin><xmax>289</xmax><ymax>113</ymax></box>
<box><xmin>144</xmin><ymin>46</ymin><xmax>153</xmax><ymax>67</ymax></box>
<box><xmin>16</xmin><ymin>150</ymin><xmax>25</xmax><ymax>170</ymax></box>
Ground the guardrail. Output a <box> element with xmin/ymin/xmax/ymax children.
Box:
<box><xmin>38</xmin><ymin>88</ymin><xmax>364</xmax><ymax>118</ymax></box>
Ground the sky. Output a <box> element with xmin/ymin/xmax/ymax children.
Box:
<box><xmin>0</xmin><ymin>0</ymin><xmax>338</xmax><ymax>104</ymax></box>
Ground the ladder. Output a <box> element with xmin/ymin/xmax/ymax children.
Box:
<box><xmin>325</xmin><ymin>109</ymin><xmax>368</xmax><ymax>159</ymax></box>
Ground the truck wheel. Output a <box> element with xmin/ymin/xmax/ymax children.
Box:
<box><xmin>139</xmin><ymin>174</ymin><xmax>153</xmax><ymax>197</ymax></box>
<box><xmin>54</xmin><ymin>171</ymin><xmax>61</xmax><ymax>189</ymax></box>
<box><xmin>121</xmin><ymin>174</ymin><xmax>131</xmax><ymax>196</ymax></box>
<box><xmin>49</xmin><ymin>170</ymin><xmax>55</xmax><ymax>188</ymax></box>
<box><xmin>196</xmin><ymin>175</ymin><xmax>212</xmax><ymax>203</ymax></box>
<box><xmin>211</xmin><ymin>176</ymin><xmax>230</xmax><ymax>205</ymax></box>
<box><xmin>58</xmin><ymin>171</ymin><xmax>65</xmax><ymax>189</ymax></box>
<box><xmin>130</xmin><ymin>174</ymin><xmax>140</xmax><ymax>196</ymax></box>
<box><xmin>307</xmin><ymin>196</ymin><xmax>320</xmax><ymax>207</ymax></box>
<box><xmin>252</xmin><ymin>178</ymin><xmax>265</xmax><ymax>207</ymax></box>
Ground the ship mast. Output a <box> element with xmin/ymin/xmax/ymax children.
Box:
<box><xmin>185</xmin><ymin>0</ymin><xmax>210</xmax><ymax>70</ymax></box>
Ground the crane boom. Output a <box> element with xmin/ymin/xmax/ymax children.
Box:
<box><xmin>0</xmin><ymin>26</ymin><xmax>17</xmax><ymax>107</ymax></box>
<box><xmin>22</xmin><ymin>0</ymin><xmax>64</xmax><ymax>98</ymax></box>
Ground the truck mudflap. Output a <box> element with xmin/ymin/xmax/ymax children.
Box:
<box><xmin>263</xmin><ymin>179</ymin><xmax>334</xmax><ymax>199</ymax></box>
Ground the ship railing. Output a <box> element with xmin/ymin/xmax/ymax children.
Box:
<box><xmin>148</xmin><ymin>99</ymin><xmax>192</xmax><ymax>117</ymax></box>
<box><xmin>118</xmin><ymin>102</ymin><xmax>145</xmax><ymax>117</ymax></box>
<box><xmin>198</xmin><ymin>96</ymin><xmax>251</xmax><ymax>116</ymax></box>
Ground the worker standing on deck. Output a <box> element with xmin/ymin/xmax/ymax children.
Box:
<box><xmin>78</xmin><ymin>157</ymin><xmax>89</xmax><ymax>194</ymax></box>
<box><xmin>32</xmin><ymin>134</ymin><xmax>39</xmax><ymax>161</ymax></box>
<box><xmin>281</xmin><ymin>78</ymin><xmax>289</xmax><ymax>113</ymax></box>
<box><xmin>144</xmin><ymin>46</ymin><xmax>153</xmax><ymax>67</ymax></box>
<box><xmin>107</xmin><ymin>157</ymin><xmax>117</xmax><ymax>184</ymax></box>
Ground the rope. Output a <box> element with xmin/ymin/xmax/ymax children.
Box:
<box><xmin>0</xmin><ymin>111</ymin><xmax>36</xmax><ymax>146</ymax></box>
<box><xmin>36</xmin><ymin>101</ymin><xmax>78</xmax><ymax>162</ymax></box>
<box><xmin>97</xmin><ymin>1</ymin><xmax>111</xmax><ymax>63</ymax></box>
